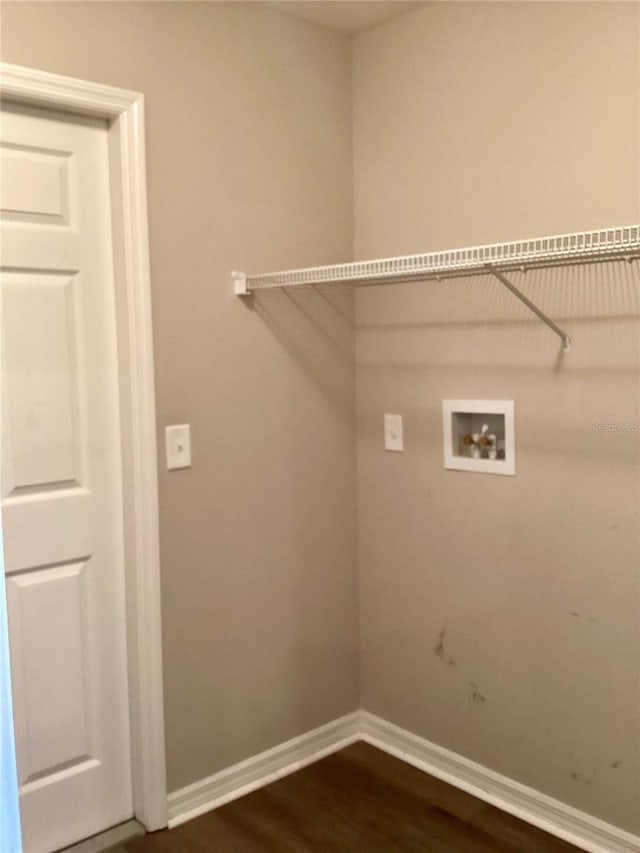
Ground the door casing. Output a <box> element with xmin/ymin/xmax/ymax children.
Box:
<box><xmin>0</xmin><ymin>62</ymin><xmax>167</xmax><ymax>832</ymax></box>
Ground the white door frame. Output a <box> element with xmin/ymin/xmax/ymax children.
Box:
<box><xmin>0</xmin><ymin>62</ymin><xmax>167</xmax><ymax>832</ymax></box>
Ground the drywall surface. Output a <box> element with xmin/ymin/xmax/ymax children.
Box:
<box><xmin>354</xmin><ymin>1</ymin><xmax>639</xmax><ymax>833</ymax></box>
<box><xmin>1</xmin><ymin>1</ymin><xmax>358</xmax><ymax>792</ymax></box>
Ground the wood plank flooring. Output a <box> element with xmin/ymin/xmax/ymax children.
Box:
<box><xmin>122</xmin><ymin>743</ymin><xmax>582</xmax><ymax>852</ymax></box>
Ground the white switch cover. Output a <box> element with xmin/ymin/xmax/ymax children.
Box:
<box><xmin>165</xmin><ymin>424</ymin><xmax>191</xmax><ymax>470</ymax></box>
<box><xmin>384</xmin><ymin>414</ymin><xmax>403</xmax><ymax>451</ymax></box>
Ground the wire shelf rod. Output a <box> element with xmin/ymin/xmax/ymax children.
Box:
<box><xmin>233</xmin><ymin>224</ymin><xmax>640</xmax><ymax>295</ymax></box>
<box><xmin>486</xmin><ymin>264</ymin><xmax>571</xmax><ymax>352</ymax></box>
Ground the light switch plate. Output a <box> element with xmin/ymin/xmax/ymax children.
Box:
<box><xmin>384</xmin><ymin>413</ymin><xmax>403</xmax><ymax>451</ymax></box>
<box><xmin>165</xmin><ymin>424</ymin><xmax>191</xmax><ymax>470</ymax></box>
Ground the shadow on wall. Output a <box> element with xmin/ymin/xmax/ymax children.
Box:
<box><xmin>222</xmin><ymin>283</ymin><xmax>359</xmax><ymax>740</ymax></box>
<box><xmin>356</xmin><ymin>260</ymin><xmax>640</xmax><ymax>372</ymax></box>
<box><xmin>247</xmin><ymin>285</ymin><xmax>355</xmax><ymax>420</ymax></box>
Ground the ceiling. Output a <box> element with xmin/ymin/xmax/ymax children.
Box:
<box><xmin>266</xmin><ymin>2</ymin><xmax>427</xmax><ymax>35</ymax></box>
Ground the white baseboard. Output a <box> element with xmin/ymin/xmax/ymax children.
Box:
<box><xmin>360</xmin><ymin>712</ymin><xmax>640</xmax><ymax>853</ymax></box>
<box><xmin>167</xmin><ymin>712</ymin><xmax>361</xmax><ymax>827</ymax></box>
<box><xmin>168</xmin><ymin>709</ymin><xmax>640</xmax><ymax>853</ymax></box>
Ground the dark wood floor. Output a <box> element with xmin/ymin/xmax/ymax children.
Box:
<box><xmin>123</xmin><ymin>743</ymin><xmax>582</xmax><ymax>852</ymax></box>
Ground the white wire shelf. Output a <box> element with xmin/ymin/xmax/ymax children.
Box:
<box><xmin>233</xmin><ymin>224</ymin><xmax>640</xmax><ymax>295</ymax></box>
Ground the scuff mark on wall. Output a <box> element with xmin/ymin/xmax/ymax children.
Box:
<box><xmin>470</xmin><ymin>681</ymin><xmax>486</xmax><ymax>704</ymax></box>
<box><xmin>570</xmin><ymin>771</ymin><xmax>595</xmax><ymax>786</ymax></box>
<box><xmin>569</xmin><ymin>610</ymin><xmax>598</xmax><ymax>623</ymax></box>
<box><xmin>434</xmin><ymin>625</ymin><xmax>447</xmax><ymax>659</ymax></box>
<box><xmin>433</xmin><ymin>624</ymin><xmax>457</xmax><ymax>667</ymax></box>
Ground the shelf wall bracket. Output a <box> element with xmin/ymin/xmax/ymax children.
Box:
<box><xmin>485</xmin><ymin>264</ymin><xmax>571</xmax><ymax>352</ymax></box>
<box><xmin>233</xmin><ymin>271</ymin><xmax>249</xmax><ymax>296</ymax></box>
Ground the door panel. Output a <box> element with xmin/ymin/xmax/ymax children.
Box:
<box><xmin>7</xmin><ymin>561</ymin><xmax>90</xmax><ymax>783</ymax></box>
<box><xmin>1</xmin><ymin>141</ymin><xmax>72</xmax><ymax>225</ymax></box>
<box><xmin>3</xmin><ymin>272</ymin><xmax>82</xmax><ymax>493</ymax></box>
<box><xmin>1</xmin><ymin>106</ymin><xmax>133</xmax><ymax>852</ymax></box>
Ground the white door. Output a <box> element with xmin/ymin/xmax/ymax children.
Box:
<box><xmin>1</xmin><ymin>105</ymin><xmax>133</xmax><ymax>852</ymax></box>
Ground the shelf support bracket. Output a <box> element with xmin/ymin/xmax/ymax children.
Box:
<box><xmin>233</xmin><ymin>271</ymin><xmax>249</xmax><ymax>296</ymax></box>
<box><xmin>485</xmin><ymin>264</ymin><xmax>571</xmax><ymax>352</ymax></box>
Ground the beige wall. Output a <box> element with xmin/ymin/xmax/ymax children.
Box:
<box><xmin>1</xmin><ymin>1</ymin><xmax>358</xmax><ymax>792</ymax></box>
<box><xmin>354</xmin><ymin>1</ymin><xmax>639</xmax><ymax>833</ymax></box>
<box><xmin>3</xmin><ymin>0</ymin><xmax>639</xmax><ymax>835</ymax></box>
